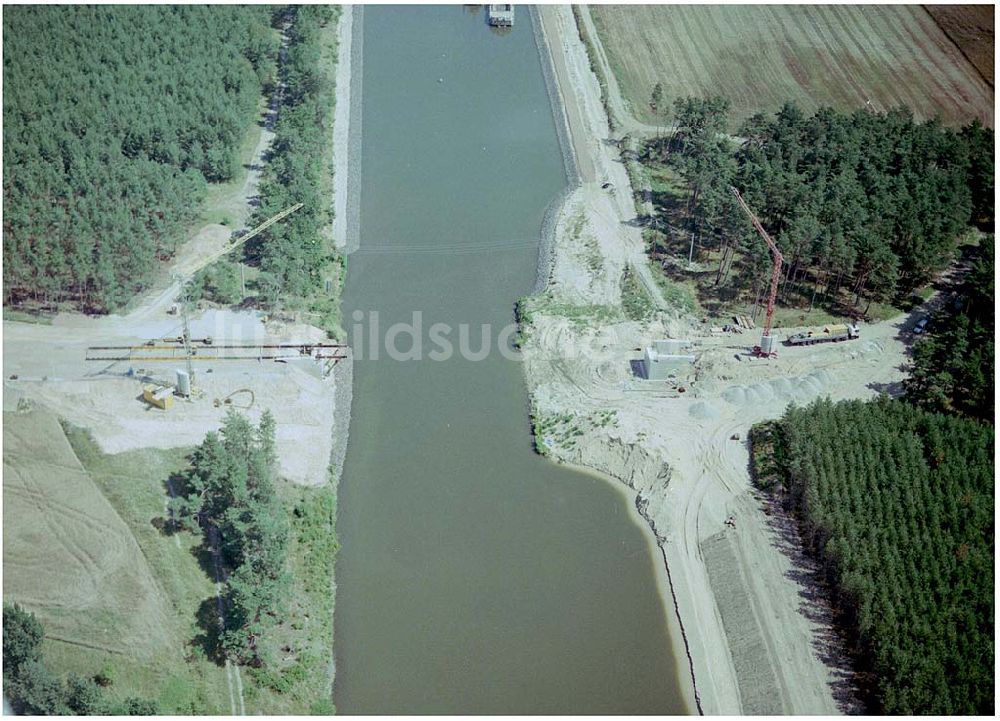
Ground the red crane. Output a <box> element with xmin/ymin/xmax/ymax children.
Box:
<box><xmin>731</xmin><ymin>186</ymin><xmax>782</xmax><ymax>358</ymax></box>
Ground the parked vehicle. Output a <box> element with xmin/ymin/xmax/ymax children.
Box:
<box><xmin>913</xmin><ymin>317</ymin><xmax>930</xmax><ymax>334</ymax></box>
<box><xmin>786</xmin><ymin>323</ymin><xmax>860</xmax><ymax>346</ymax></box>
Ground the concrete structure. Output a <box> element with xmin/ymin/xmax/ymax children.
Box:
<box><xmin>488</xmin><ymin>4</ymin><xmax>514</xmax><ymax>26</ymax></box>
<box><xmin>175</xmin><ymin>369</ymin><xmax>191</xmax><ymax>397</ymax></box>
<box><xmin>641</xmin><ymin>340</ymin><xmax>696</xmax><ymax>380</ymax></box>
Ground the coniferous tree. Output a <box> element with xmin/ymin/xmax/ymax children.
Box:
<box><xmin>2</xmin><ymin>603</ymin><xmax>44</xmax><ymax>678</ymax></box>
<box><xmin>905</xmin><ymin>239</ymin><xmax>994</xmax><ymax>422</ymax></box>
<box><xmin>3</xmin><ymin>6</ymin><xmax>278</xmax><ymax>311</ymax></box>
<box><xmin>172</xmin><ymin>410</ymin><xmax>289</xmax><ymax>667</ymax></box>
<box><xmin>652</xmin><ymin>99</ymin><xmax>993</xmax><ymax>313</ymax></box>
<box><xmin>751</xmin><ymin>398</ymin><xmax>994</xmax><ymax>713</ymax></box>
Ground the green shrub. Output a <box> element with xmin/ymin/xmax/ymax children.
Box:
<box><xmin>621</xmin><ymin>266</ymin><xmax>654</xmax><ymax>321</ymax></box>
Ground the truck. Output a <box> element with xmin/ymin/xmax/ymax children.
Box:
<box><xmin>786</xmin><ymin>323</ymin><xmax>860</xmax><ymax>346</ymax></box>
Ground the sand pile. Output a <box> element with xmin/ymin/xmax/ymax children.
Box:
<box><xmin>721</xmin><ymin>369</ymin><xmax>835</xmax><ymax>407</ymax></box>
<box><xmin>688</xmin><ymin>401</ymin><xmax>720</xmax><ymax>419</ymax></box>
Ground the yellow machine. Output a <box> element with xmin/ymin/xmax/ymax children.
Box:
<box><xmin>142</xmin><ymin>384</ymin><xmax>175</xmax><ymax>410</ymax></box>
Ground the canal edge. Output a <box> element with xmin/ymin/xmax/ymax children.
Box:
<box><xmin>527</xmin><ymin>5</ymin><xmax>706</xmax><ymax>715</ymax></box>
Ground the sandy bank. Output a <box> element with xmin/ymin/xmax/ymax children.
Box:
<box><xmin>332</xmin><ymin>5</ymin><xmax>363</xmax><ymax>257</ymax></box>
<box><xmin>532</xmin><ymin>5</ymin><xmax>702</xmax><ymax>713</ymax></box>
<box><xmin>328</xmin><ymin>4</ymin><xmax>362</xmax><ymax>490</ymax></box>
<box><xmin>526</xmin><ymin>5</ymin><xmax>915</xmax><ymax>714</ymax></box>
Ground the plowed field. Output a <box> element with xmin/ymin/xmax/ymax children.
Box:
<box><xmin>590</xmin><ymin>4</ymin><xmax>993</xmax><ymax>126</ymax></box>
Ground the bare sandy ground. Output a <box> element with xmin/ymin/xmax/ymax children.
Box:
<box><xmin>531</xmin><ymin>6</ymin><xmax>920</xmax><ymax>714</ymax></box>
<box><xmin>3</xmin><ymin>301</ymin><xmax>336</xmax><ymax>486</ymax></box>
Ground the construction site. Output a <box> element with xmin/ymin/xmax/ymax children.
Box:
<box><xmin>3</xmin><ymin>2</ymin><xmax>989</xmax><ymax>715</ymax></box>
<box><xmin>523</xmin><ymin>173</ymin><xmax>916</xmax><ymax>715</ymax></box>
<box><xmin>3</xmin><ymin>7</ymin><xmax>358</xmax><ymax>713</ymax></box>
<box><xmin>4</xmin><ymin>202</ymin><xmax>347</xmax><ymax>487</ymax></box>
<box><xmin>524</xmin><ymin>5</ymin><xmax>949</xmax><ymax>713</ymax></box>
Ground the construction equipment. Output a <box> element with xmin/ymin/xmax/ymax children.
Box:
<box><xmin>214</xmin><ymin>388</ymin><xmax>255</xmax><ymax>410</ymax></box>
<box><xmin>185</xmin><ymin>203</ymin><xmax>303</xmax><ymax>281</ymax></box>
<box><xmin>786</xmin><ymin>323</ymin><xmax>860</xmax><ymax>346</ymax></box>
<box><xmin>89</xmin><ymin>342</ymin><xmax>344</xmax><ymax>409</ymax></box>
<box><xmin>142</xmin><ymin>384</ymin><xmax>175</xmax><ymax>410</ymax></box>
<box><xmin>86</xmin><ymin>342</ymin><xmax>347</xmax><ymax>362</ymax></box>
<box><xmin>731</xmin><ymin>187</ymin><xmax>783</xmax><ymax>358</ymax></box>
<box><xmin>174</xmin><ymin>203</ymin><xmax>304</xmax><ymax>398</ymax></box>
<box><xmin>84</xmin><ymin>203</ymin><xmax>336</xmax><ymax>405</ymax></box>
<box><xmin>86</xmin><ymin>203</ymin><xmax>312</xmax><ymax>402</ymax></box>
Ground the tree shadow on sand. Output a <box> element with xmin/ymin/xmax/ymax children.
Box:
<box><xmin>752</xmin><ymin>486</ymin><xmax>873</xmax><ymax>714</ymax></box>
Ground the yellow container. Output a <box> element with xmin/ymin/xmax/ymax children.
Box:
<box><xmin>142</xmin><ymin>384</ymin><xmax>174</xmax><ymax>410</ymax></box>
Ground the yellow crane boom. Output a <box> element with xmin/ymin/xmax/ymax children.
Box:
<box><xmin>187</xmin><ymin>202</ymin><xmax>304</xmax><ymax>281</ymax></box>
<box><xmin>176</xmin><ymin>202</ymin><xmax>303</xmax><ymax>396</ymax></box>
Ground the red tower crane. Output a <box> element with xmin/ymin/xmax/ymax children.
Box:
<box><xmin>731</xmin><ymin>186</ymin><xmax>782</xmax><ymax>358</ymax></box>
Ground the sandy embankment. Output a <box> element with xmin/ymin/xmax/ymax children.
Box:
<box><xmin>327</xmin><ymin>3</ymin><xmax>363</xmax><ymax>486</ymax></box>
<box><xmin>529</xmin><ymin>5</ymin><xmax>912</xmax><ymax>715</ymax></box>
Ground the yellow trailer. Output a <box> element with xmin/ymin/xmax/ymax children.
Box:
<box><xmin>786</xmin><ymin>323</ymin><xmax>860</xmax><ymax>346</ymax></box>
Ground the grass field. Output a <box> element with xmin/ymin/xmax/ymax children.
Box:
<box><xmin>2</xmin><ymin>411</ymin><xmax>174</xmax><ymax>662</ymax></box>
<box><xmin>590</xmin><ymin>4</ymin><xmax>994</xmax><ymax>127</ymax></box>
<box><xmin>62</xmin><ymin>426</ymin><xmax>237</xmax><ymax>713</ymax></box>
<box><xmin>3</xmin><ymin>411</ymin><xmax>230</xmax><ymax>713</ymax></box>
<box><xmin>70</xmin><ymin>424</ymin><xmax>337</xmax><ymax>714</ymax></box>
<box><xmin>2</xmin><ymin>308</ymin><xmax>54</xmax><ymax>324</ymax></box>
<box><xmin>3</xmin><ymin>411</ymin><xmax>337</xmax><ymax>713</ymax></box>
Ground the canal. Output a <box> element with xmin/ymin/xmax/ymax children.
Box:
<box><xmin>334</xmin><ymin>6</ymin><xmax>688</xmax><ymax>713</ymax></box>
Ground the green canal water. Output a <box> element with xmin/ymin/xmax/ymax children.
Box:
<box><xmin>334</xmin><ymin>6</ymin><xmax>688</xmax><ymax>713</ymax></box>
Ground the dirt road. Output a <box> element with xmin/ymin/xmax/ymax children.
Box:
<box><xmin>0</xmin><ymin>10</ymin><xmax>351</xmax><ymax>489</ymax></box>
<box><xmin>572</xmin><ymin>6</ymin><xmax>660</xmax><ymax>138</ymax></box>
<box><xmin>538</xmin><ymin>6</ymin><xmax>677</xmax><ymax>313</ymax></box>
